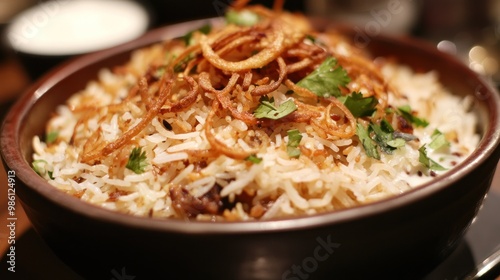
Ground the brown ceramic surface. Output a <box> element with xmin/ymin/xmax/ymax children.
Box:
<box><xmin>1</xmin><ymin>18</ymin><xmax>500</xmax><ymax>280</ymax></box>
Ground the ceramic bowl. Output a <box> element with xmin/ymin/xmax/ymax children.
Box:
<box><xmin>1</xmin><ymin>18</ymin><xmax>500</xmax><ymax>280</ymax></box>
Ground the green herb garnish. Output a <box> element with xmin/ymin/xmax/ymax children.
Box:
<box><xmin>369</xmin><ymin>120</ymin><xmax>399</xmax><ymax>154</ymax></box>
<box><xmin>245</xmin><ymin>154</ymin><xmax>263</xmax><ymax>164</ymax></box>
<box><xmin>254</xmin><ymin>96</ymin><xmax>297</xmax><ymax>120</ymax></box>
<box><xmin>357</xmin><ymin>119</ymin><xmax>418</xmax><ymax>159</ymax></box>
<box><xmin>154</xmin><ymin>66</ymin><xmax>166</xmax><ymax>79</ymax></box>
<box><xmin>386</xmin><ymin>138</ymin><xmax>406</xmax><ymax>148</ymax></box>
<box><xmin>173</xmin><ymin>53</ymin><xmax>195</xmax><ymax>73</ymax></box>
<box><xmin>397</xmin><ymin>105</ymin><xmax>429</xmax><ymax>127</ymax></box>
<box><xmin>225</xmin><ymin>9</ymin><xmax>260</xmax><ymax>26</ymax></box>
<box><xmin>182</xmin><ymin>23</ymin><xmax>212</xmax><ymax>46</ymax></box>
<box><xmin>418</xmin><ymin>146</ymin><xmax>447</xmax><ymax>171</ymax></box>
<box><xmin>126</xmin><ymin>147</ymin><xmax>148</xmax><ymax>174</ymax></box>
<box><xmin>32</xmin><ymin>159</ymin><xmax>47</xmax><ymax>176</ymax></box>
<box><xmin>428</xmin><ymin>129</ymin><xmax>450</xmax><ymax>150</ymax></box>
<box><xmin>296</xmin><ymin>57</ymin><xmax>350</xmax><ymax>98</ymax></box>
<box><xmin>45</xmin><ymin>131</ymin><xmax>59</xmax><ymax>144</ymax></box>
<box><xmin>32</xmin><ymin>159</ymin><xmax>54</xmax><ymax>179</ymax></box>
<box><xmin>339</xmin><ymin>92</ymin><xmax>378</xmax><ymax>118</ymax></box>
<box><xmin>287</xmin><ymin>129</ymin><xmax>303</xmax><ymax>158</ymax></box>
<box><xmin>305</xmin><ymin>34</ymin><xmax>316</xmax><ymax>43</ymax></box>
<box><xmin>356</xmin><ymin>123</ymin><xmax>380</xmax><ymax>160</ymax></box>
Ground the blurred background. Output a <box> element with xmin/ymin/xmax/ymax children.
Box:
<box><xmin>0</xmin><ymin>0</ymin><xmax>499</xmax><ymax>279</ymax></box>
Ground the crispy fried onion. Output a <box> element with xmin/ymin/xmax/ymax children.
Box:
<box><xmin>205</xmin><ymin>100</ymin><xmax>257</xmax><ymax>160</ymax></box>
<box><xmin>249</xmin><ymin>56</ymin><xmax>287</xmax><ymax>96</ymax></box>
<box><xmin>200</xmin><ymin>22</ymin><xmax>285</xmax><ymax>72</ymax></box>
<box><xmin>311</xmin><ymin>97</ymin><xmax>356</xmax><ymax>139</ymax></box>
<box><xmin>198</xmin><ymin>56</ymin><xmax>287</xmax><ymax>125</ymax></box>
<box><xmin>80</xmin><ymin>74</ymin><xmax>174</xmax><ymax>164</ymax></box>
<box><xmin>160</xmin><ymin>75</ymin><xmax>199</xmax><ymax>113</ymax></box>
<box><xmin>73</xmin><ymin>3</ymin><xmax>399</xmax><ymax>167</ymax></box>
<box><xmin>199</xmin><ymin>72</ymin><xmax>258</xmax><ymax>125</ymax></box>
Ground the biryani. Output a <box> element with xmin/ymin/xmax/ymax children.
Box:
<box><xmin>31</xmin><ymin>2</ymin><xmax>479</xmax><ymax>221</ymax></box>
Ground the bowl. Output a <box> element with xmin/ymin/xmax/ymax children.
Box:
<box><xmin>1</xmin><ymin>18</ymin><xmax>500</xmax><ymax>280</ymax></box>
<box><xmin>5</xmin><ymin>0</ymin><xmax>149</xmax><ymax>80</ymax></box>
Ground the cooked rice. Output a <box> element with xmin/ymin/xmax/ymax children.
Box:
<box><xmin>32</xmin><ymin>5</ymin><xmax>479</xmax><ymax>221</ymax></box>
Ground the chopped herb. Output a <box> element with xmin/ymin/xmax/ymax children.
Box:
<box><xmin>305</xmin><ymin>34</ymin><xmax>316</xmax><ymax>43</ymax></box>
<box><xmin>253</xmin><ymin>96</ymin><xmax>297</xmax><ymax>120</ymax></box>
<box><xmin>397</xmin><ymin>105</ymin><xmax>429</xmax><ymax>127</ymax></box>
<box><xmin>356</xmin><ymin>123</ymin><xmax>380</xmax><ymax>159</ymax></box>
<box><xmin>357</xmin><ymin>119</ymin><xmax>417</xmax><ymax>159</ymax></box>
<box><xmin>418</xmin><ymin>146</ymin><xmax>447</xmax><ymax>171</ymax></box>
<box><xmin>380</xmin><ymin>118</ymin><xmax>394</xmax><ymax>133</ymax></box>
<box><xmin>126</xmin><ymin>147</ymin><xmax>148</xmax><ymax>174</ymax></box>
<box><xmin>174</xmin><ymin>53</ymin><xmax>195</xmax><ymax>73</ymax></box>
<box><xmin>428</xmin><ymin>129</ymin><xmax>450</xmax><ymax>150</ymax></box>
<box><xmin>296</xmin><ymin>57</ymin><xmax>350</xmax><ymax>98</ymax></box>
<box><xmin>225</xmin><ymin>9</ymin><xmax>260</xmax><ymax>26</ymax></box>
<box><xmin>182</xmin><ymin>23</ymin><xmax>212</xmax><ymax>46</ymax></box>
<box><xmin>32</xmin><ymin>159</ymin><xmax>53</xmax><ymax>179</ymax></box>
<box><xmin>287</xmin><ymin>129</ymin><xmax>303</xmax><ymax>158</ymax></box>
<box><xmin>369</xmin><ymin>120</ymin><xmax>398</xmax><ymax>154</ymax></box>
<box><xmin>386</xmin><ymin>138</ymin><xmax>406</xmax><ymax>148</ymax></box>
<box><xmin>245</xmin><ymin>154</ymin><xmax>263</xmax><ymax>164</ymax></box>
<box><xmin>45</xmin><ymin>131</ymin><xmax>59</xmax><ymax>144</ymax></box>
<box><xmin>32</xmin><ymin>159</ymin><xmax>47</xmax><ymax>176</ymax></box>
<box><xmin>385</xmin><ymin>107</ymin><xmax>395</xmax><ymax>114</ymax></box>
<box><xmin>338</xmin><ymin>92</ymin><xmax>378</xmax><ymax>118</ymax></box>
<box><xmin>154</xmin><ymin>66</ymin><xmax>166</xmax><ymax>79</ymax></box>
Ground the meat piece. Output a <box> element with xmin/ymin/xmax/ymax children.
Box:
<box><xmin>170</xmin><ymin>185</ymin><xmax>222</xmax><ymax>219</ymax></box>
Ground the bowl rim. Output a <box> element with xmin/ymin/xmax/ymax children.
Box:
<box><xmin>2</xmin><ymin>17</ymin><xmax>500</xmax><ymax>235</ymax></box>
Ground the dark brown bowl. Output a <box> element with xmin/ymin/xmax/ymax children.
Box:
<box><xmin>2</xmin><ymin>18</ymin><xmax>500</xmax><ymax>280</ymax></box>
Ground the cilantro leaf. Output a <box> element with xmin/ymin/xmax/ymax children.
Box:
<box><xmin>32</xmin><ymin>159</ymin><xmax>54</xmax><ymax>179</ymax></box>
<box><xmin>296</xmin><ymin>57</ymin><xmax>350</xmax><ymax>98</ymax></box>
<box><xmin>358</xmin><ymin>119</ymin><xmax>416</xmax><ymax>158</ymax></box>
<box><xmin>32</xmin><ymin>159</ymin><xmax>47</xmax><ymax>176</ymax></box>
<box><xmin>126</xmin><ymin>147</ymin><xmax>148</xmax><ymax>174</ymax></box>
<box><xmin>387</xmin><ymin>138</ymin><xmax>406</xmax><ymax>148</ymax></box>
<box><xmin>154</xmin><ymin>66</ymin><xmax>166</xmax><ymax>79</ymax></box>
<box><xmin>369</xmin><ymin>119</ymin><xmax>398</xmax><ymax>154</ymax></box>
<box><xmin>428</xmin><ymin>129</ymin><xmax>450</xmax><ymax>150</ymax></box>
<box><xmin>305</xmin><ymin>34</ymin><xmax>316</xmax><ymax>43</ymax></box>
<box><xmin>287</xmin><ymin>129</ymin><xmax>303</xmax><ymax>158</ymax></box>
<box><xmin>254</xmin><ymin>96</ymin><xmax>297</xmax><ymax>119</ymax></box>
<box><xmin>418</xmin><ymin>146</ymin><xmax>447</xmax><ymax>171</ymax></box>
<box><xmin>182</xmin><ymin>23</ymin><xmax>212</xmax><ymax>46</ymax></box>
<box><xmin>225</xmin><ymin>10</ymin><xmax>260</xmax><ymax>26</ymax></box>
<box><xmin>339</xmin><ymin>92</ymin><xmax>378</xmax><ymax>118</ymax></box>
<box><xmin>245</xmin><ymin>154</ymin><xmax>262</xmax><ymax>164</ymax></box>
<box><xmin>174</xmin><ymin>53</ymin><xmax>195</xmax><ymax>73</ymax></box>
<box><xmin>397</xmin><ymin>105</ymin><xmax>429</xmax><ymax>127</ymax></box>
<box><xmin>45</xmin><ymin>131</ymin><xmax>59</xmax><ymax>144</ymax></box>
<box><xmin>356</xmin><ymin>123</ymin><xmax>380</xmax><ymax>159</ymax></box>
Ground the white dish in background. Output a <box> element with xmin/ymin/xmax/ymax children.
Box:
<box><xmin>6</xmin><ymin>0</ymin><xmax>149</xmax><ymax>56</ymax></box>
